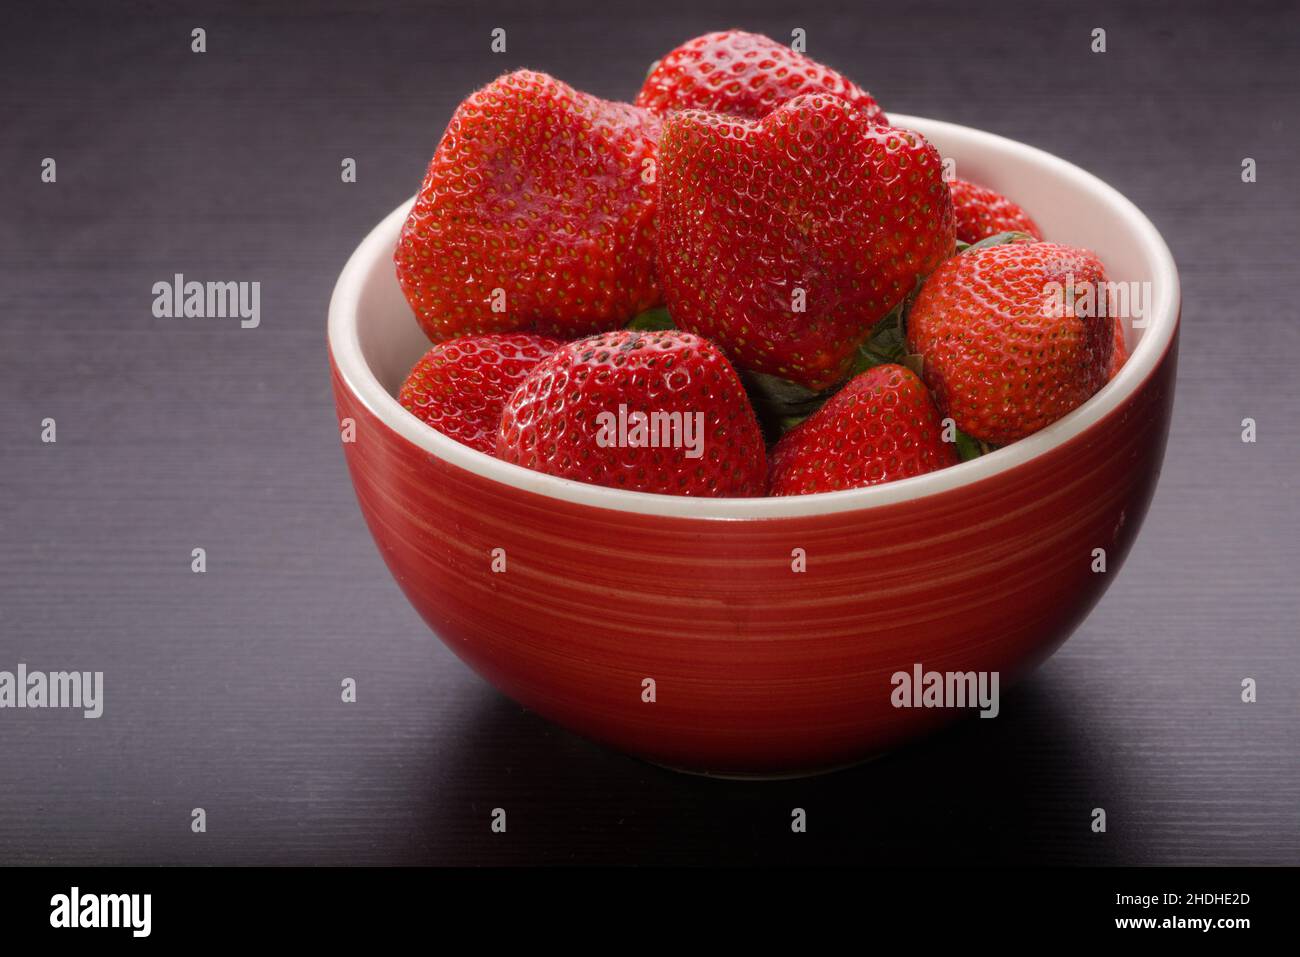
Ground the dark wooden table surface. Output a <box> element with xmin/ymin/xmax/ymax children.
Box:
<box><xmin>2</xmin><ymin>0</ymin><xmax>1297</xmax><ymax>866</ymax></box>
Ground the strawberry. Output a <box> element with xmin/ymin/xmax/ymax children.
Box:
<box><xmin>1108</xmin><ymin>318</ymin><xmax>1128</xmax><ymax>381</ymax></box>
<box><xmin>394</xmin><ymin>70</ymin><xmax>662</xmax><ymax>344</ymax></box>
<box><xmin>768</xmin><ymin>364</ymin><xmax>958</xmax><ymax>495</ymax></box>
<box><xmin>637</xmin><ymin>30</ymin><xmax>886</xmax><ymax>125</ymax></box>
<box><xmin>497</xmin><ymin>330</ymin><xmax>766</xmax><ymax>497</ymax></box>
<box><xmin>399</xmin><ymin>333</ymin><xmax>562</xmax><ymax>454</ymax></box>
<box><xmin>948</xmin><ymin>178</ymin><xmax>1043</xmax><ymax>245</ymax></box>
<box><xmin>906</xmin><ymin>241</ymin><xmax>1113</xmax><ymax>445</ymax></box>
<box><xmin>656</xmin><ymin>94</ymin><xmax>954</xmax><ymax>391</ymax></box>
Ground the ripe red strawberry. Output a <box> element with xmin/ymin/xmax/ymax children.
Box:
<box><xmin>1108</xmin><ymin>318</ymin><xmax>1128</xmax><ymax>381</ymax></box>
<box><xmin>948</xmin><ymin>178</ymin><xmax>1043</xmax><ymax>245</ymax></box>
<box><xmin>637</xmin><ymin>30</ymin><xmax>886</xmax><ymax>124</ymax></box>
<box><xmin>657</xmin><ymin>94</ymin><xmax>954</xmax><ymax>391</ymax></box>
<box><xmin>497</xmin><ymin>330</ymin><xmax>766</xmax><ymax>496</ymax></box>
<box><xmin>906</xmin><ymin>241</ymin><xmax>1113</xmax><ymax>444</ymax></box>
<box><xmin>395</xmin><ymin>70</ymin><xmax>662</xmax><ymax>344</ymax></box>
<box><xmin>399</xmin><ymin>333</ymin><xmax>561</xmax><ymax>454</ymax></box>
<box><xmin>769</xmin><ymin>364</ymin><xmax>958</xmax><ymax>495</ymax></box>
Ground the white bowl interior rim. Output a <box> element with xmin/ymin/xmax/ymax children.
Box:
<box><xmin>328</xmin><ymin>114</ymin><xmax>1180</xmax><ymax>521</ymax></box>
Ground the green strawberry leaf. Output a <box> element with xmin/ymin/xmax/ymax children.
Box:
<box><xmin>626</xmin><ymin>306</ymin><xmax>675</xmax><ymax>331</ymax></box>
<box><xmin>850</xmin><ymin>276</ymin><xmax>925</xmax><ymax>376</ymax></box>
<box><xmin>741</xmin><ymin>370</ymin><xmax>836</xmax><ymax>443</ymax></box>
<box><xmin>852</xmin><ymin>347</ymin><xmax>893</xmax><ymax>374</ymax></box>
<box><xmin>953</xmin><ymin>428</ymin><xmax>983</xmax><ymax>462</ymax></box>
<box><xmin>865</xmin><ymin>312</ymin><xmax>906</xmax><ymax>360</ymax></box>
<box><xmin>952</xmin><ymin>427</ymin><xmax>1000</xmax><ymax>462</ymax></box>
<box><xmin>960</xmin><ymin>230</ymin><xmax>1037</xmax><ymax>254</ymax></box>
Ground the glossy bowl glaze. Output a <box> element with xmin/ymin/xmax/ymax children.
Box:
<box><xmin>328</xmin><ymin>115</ymin><xmax>1180</xmax><ymax>776</ymax></box>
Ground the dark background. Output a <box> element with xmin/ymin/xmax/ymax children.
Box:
<box><xmin>1</xmin><ymin>0</ymin><xmax>1297</xmax><ymax>866</ymax></box>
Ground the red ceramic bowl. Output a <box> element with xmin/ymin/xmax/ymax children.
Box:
<box><xmin>328</xmin><ymin>115</ymin><xmax>1180</xmax><ymax>776</ymax></box>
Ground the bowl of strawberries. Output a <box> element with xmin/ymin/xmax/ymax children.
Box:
<box><xmin>329</xmin><ymin>31</ymin><xmax>1179</xmax><ymax>776</ymax></box>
